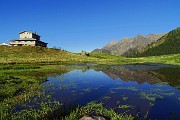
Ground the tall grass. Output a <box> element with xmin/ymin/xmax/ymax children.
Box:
<box><xmin>63</xmin><ymin>102</ymin><xmax>134</xmax><ymax>120</ymax></box>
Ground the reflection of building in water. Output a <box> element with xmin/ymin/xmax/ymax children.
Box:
<box><xmin>102</xmin><ymin>66</ymin><xmax>162</xmax><ymax>84</ymax></box>
<box><xmin>10</xmin><ymin>31</ymin><xmax>47</xmax><ymax>47</ymax></box>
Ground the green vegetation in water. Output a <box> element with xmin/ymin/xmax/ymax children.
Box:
<box><xmin>0</xmin><ymin>64</ymin><xmax>78</xmax><ymax>120</ymax></box>
<box><xmin>109</xmin><ymin>90</ymin><xmax>116</xmax><ymax>94</ymax></box>
<box><xmin>116</xmin><ymin>101</ymin><xmax>120</xmax><ymax>105</ymax></box>
<box><xmin>63</xmin><ymin>102</ymin><xmax>134</xmax><ymax>120</ymax></box>
<box><xmin>178</xmin><ymin>97</ymin><xmax>180</xmax><ymax>101</ymax></box>
<box><xmin>122</xmin><ymin>96</ymin><xmax>128</xmax><ymax>101</ymax></box>
<box><xmin>103</xmin><ymin>96</ymin><xmax>111</xmax><ymax>100</ymax></box>
<box><xmin>149</xmin><ymin>102</ymin><xmax>154</xmax><ymax>106</ymax></box>
<box><xmin>140</xmin><ymin>92</ymin><xmax>164</xmax><ymax>101</ymax></box>
<box><xmin>117</xmin><ymin>104</ymin><xmax>134</xmax><ymax>109</ymax></box>
<box><xmin>112</xmin><ymin>86</ymin><xmax>138</xmax><ymax>91</ymax></box>
<box><xmin>83</xmin><ymin>88</ymin><xmax>92</xmax><ymax>92</ymax></box>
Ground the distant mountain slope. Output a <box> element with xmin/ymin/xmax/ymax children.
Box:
<box><xmin>102</xmin><ymin>40</ymin><xmax>117</xmax><ymax>49</ymax></box>
<box><xmin>92</xmin><ymin>48</ymin><xmax>111</xmax><ymax>54</ymax></box>
<box><xmin>92</xmin><ymin>33</ymin><xmax>164</xmax><ymax>57</ymax></box>
<box><xmin>138</xmin><ymin>27</ymin><xmax>180</xmax><ymax>56</ymax></box>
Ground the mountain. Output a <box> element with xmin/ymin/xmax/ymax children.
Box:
<box><xmin>92</xmin><ymin>33</ymin><xmax>164</xmax><ymax>57</ymax></box>
<box><xmin>138</xmin><ymin>27</ymin><xmax>180</xmax><ymax>56</ymax></box>
<box><xmin>91</xmin><ymin>48</ymin><xmax>111</xmax><ymax>54</ymax></box>
<box><xmin>102</xmin><ymin>40</ymin><xmax>117</xmax><ymax>49</ymax></box>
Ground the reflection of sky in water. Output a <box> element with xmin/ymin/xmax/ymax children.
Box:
<box><xmin>43</xmin><ymin>69</ymin><xmax>180</xmax><ymax>120</ymax></box>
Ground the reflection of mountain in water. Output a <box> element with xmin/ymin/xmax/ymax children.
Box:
<box><xmin>102</xmin><ymin>66</ymin><xmax>162</xmax><ymax>84</ymax></box>
<box><xmin>101</xmin><ymin>64</ymin><xmax>180</xmax><ymax>86</ymax></box>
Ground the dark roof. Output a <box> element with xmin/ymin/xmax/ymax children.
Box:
<box><xmin>36</xmin><ymin>40</ymin><xmax>48</xmax><ymax>44</ymax></box>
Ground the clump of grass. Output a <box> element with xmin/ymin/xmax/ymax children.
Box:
<box><xmin>149</xmin><ymin>102</ymin><xmax>154</xmax><ymax>106</ymax></box>
<box><xmin>117</xmin><ymin>104</ymin><xmax>134</xmax><ymax>109</ymax></box>
<box><xmin>103</xmin><ymin>96</ymin><xmax>111</xmax><ymax>100</ymax></box>
<box><xmin>122</xmin><ymin>96</ymin><xmax>128</xmax><ymax>101</ymax></box>
<box><xmin>140</xmin><ymin>92</ymin><xmax>164</xmax><ymax>101</ymax></box>
<box><xmin>63</xmin><ymin>102</ymin><xmax>134</xmax><ymax>120</ymax></box>
<box><xmin>83</xmin><ymin>88</ymin><xmax>92</xmax><ymax>92</ymax></box>
<box><xmin>0</xmin><ymin>64</ymin><xmax>73</xmax><ymax>120</ymax></box>
<box><xmin>112</xmin><ymin>86</ymin><xmax>138</xmax><ymax>91</ymax></box>
<box><xmin>109</xmin><ymin>90</ymin><xmax>116</xmax><ymax>94</ymax></box>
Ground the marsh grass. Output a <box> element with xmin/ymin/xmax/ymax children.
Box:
<box><xmin>63</xmin><ymin>102</ymin><xmax>134</xmax><ymax>120</ymax></box>
<box><xmin>122</xmin><ymin>96</ymin><xmax>128</xmax><ymax>101</ymax></box>
<box><xmin>140</xmin><ymin>92</ymin><xmax>164</xmax><ymax>102</ymax></box>
<box><xmin>0</xmin><ymin>64</ymin><xmax>73</xmax><ymax>120</ymax></box>
<box><xmin>103</xmin><ymin>96</ymin><xmax>111</xmax><ymax>100</ymax></box>
<box><xmin>117</xmin><ymin>104</ymin><xmax>134</xmax><ymax>109</ymax></box>
<box><xmin>83</xmin><ymin>88</ymin><xmax>92</xmax><ymax>92</ymax></box>
<box><xmin>178</xmin><ymin>97</ymin><xmax>180</xmax><ymax>101</ymax></box>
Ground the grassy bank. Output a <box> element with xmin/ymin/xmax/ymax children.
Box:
<box><xmin>1</xmin><ymin>46</ymin><xmax>179</xmax><ymax>65</ymax></box>
<box><xmin>0</xmin><ymin>64</ymin><xmax>134</xmax><ymax>120</ymax></box>
<box><xmin>0</xmin><ymin>64</ymin><xmax>76</xmax><ymax>119</ymax></box>
<box><xmin>0</xmin><ymin>46</ymin><xmax>97</xmax><ymax>64</ymax></box>
<box><xmin>0</xmin><ymin>46</ymin><xmax>179</xmax><ymax>119</ymax></box>
<box><xmin>63</xmin><ymin>102</ymin><xmax>134</xmax><ymax>120</ymax></box>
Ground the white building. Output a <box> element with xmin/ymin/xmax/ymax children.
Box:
<box><xmin>10</xmin><ymin>31</ymin><xmax>47</xmax><ymax>47</ymax></box>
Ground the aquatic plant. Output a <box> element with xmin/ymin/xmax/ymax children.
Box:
<box><xmin>0</xmin><ymin>64</ymin><xmax>72</xmax><ymax>120</ymax></box>
<box><xmin>178</xmin><ymin>97</ymin><xmax>180</xmax><ymax>101</ymax></box>
<box><xmin>122</xmin><ymin>96</ymin><xmax>128</xmax><ymax>101</ymax></box>
<box><xmin>63</xmin><ymin>102</ymin><xmax>134</xmax><ymax>120</ymax></box>
<box><xmin>149</xmin><ymin>102</ymin><xmax>154</xmax><ymax>106</ymax></box>
<box><xmin>117</xmin><ymin>104</ymin><xmax>134</xmax><ymax>109</ymax></box>
<box><xmin>103</xmin><ymin>96</ymin><xmax>111</xmax><ymax>100</ymax></box>
<box><xmin>140</xmin><ymin>92</ymin><xmax>164</xmax><ymax>101</ymax></box>
<box><xmin>109</xmin><ymin>90</ymin><xmax>116</xmax><ymax>94</ymax></box>
<box><xmin>112</xmin><ymin>86</ymin><xmax>138</xmax><ymax>91</ymax></box>
<box><xmin>83</xmin><ymin>88</ymin><xmax>92</xmax><ymax>92</ymax></box>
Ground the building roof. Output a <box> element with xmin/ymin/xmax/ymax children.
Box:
<box><xmin>10</xmin><ymin>38</ymin><xmax>37</xmax><ymax>41</ymax></box>
<box><xmin>19</xmin><ymin>31</ymin><xmax>41</xmax><ymax>37</ymax></box>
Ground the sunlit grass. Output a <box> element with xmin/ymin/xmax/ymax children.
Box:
<box><xmin>1</xmin><ymin>46</ymin><xmax>179</xmax><ymax>65</ymax></box>
<box><xmin>63</xmin><ymin>102</ymin><xmax>134</xmax><ymax>120</ymax></box>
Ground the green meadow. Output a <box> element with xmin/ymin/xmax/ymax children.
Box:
<box><xmin>0</xmin><ymin>46</ymin><xmax>179</xmax><ymax>65</ymax></box>
<box><xmin>0</xmin><ymin>46</ymin><xmax>179</xmax><ymax>119</ymax></box>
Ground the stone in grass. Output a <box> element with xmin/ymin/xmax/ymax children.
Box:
<box><xmin>79</xmin><ymin>115</ymin><xmax>106</xmax><ymax>120</ymax></box>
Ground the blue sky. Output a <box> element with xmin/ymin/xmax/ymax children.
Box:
<box><xmin>0</xmin><ymin>0</ymin><xmax>180</xmax><ymax>52</ymax></box>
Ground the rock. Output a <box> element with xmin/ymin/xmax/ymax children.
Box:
<box><xmin>79</xmin><ymin>115</ymin><xmax>106</xmax><ymax>120</ymax></box>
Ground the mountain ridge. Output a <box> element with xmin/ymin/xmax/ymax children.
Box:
<box><xmin>92</xmin><ymin>33</ymin><xmax>165</xmax><ymax>56</ymax></box>
<box><xmin>138</xmin><ymin>27</ymin><xmax>180</xmax><ymax>56</ymax></box>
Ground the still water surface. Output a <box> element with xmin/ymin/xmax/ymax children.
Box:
<box><xmin>42</xmin><ymin>64</ymin><xmax>180</xmax><ymax>120</ymax></box>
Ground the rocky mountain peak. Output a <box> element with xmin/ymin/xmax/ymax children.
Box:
<box><xmin>92</xmin><ymin>33</ymin><xmax>165</xmax><ymax>57</ymax></box>
<box><xmin>103</xmin><ymin>40</ymin><xmax>117</xmax><ymax>49</ymax></box>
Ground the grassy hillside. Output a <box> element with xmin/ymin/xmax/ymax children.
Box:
<box><xmin>138</xmin><ymin>27</ymin><xmax>180</xmax><ymax>56</ymax></box>
<box><xmin>0</xmin><ymin>46</ymin><xmax>98</xmax><ymax>64</ymax></box>
<box><xmin>0</xmin><ymin>46</ymin><xmax>138</xmax><ymax>65</ymax></box>
<box><xmin>135</xmin><ymin>54</ymin><xmax>180</xmax><ymax>66</ymax></box>
<box><xmin>0</xmin><ymin>46</ymin><xmax>180</xmax><ymax>65</ymax></box>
